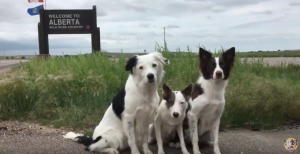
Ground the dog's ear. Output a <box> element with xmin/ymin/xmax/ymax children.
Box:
<box><xmin>181</xmin><ymin>84</ymin><xmax>193</xmax><ymax>101</ymax></box>
<box><xmin>150</xmin><ymin>52</ymin><xmax>170</xmax><ymax>65</ymax></box>
<box><xmin>162</xmin><ymin>83</ymin><xmax>172</xmax><ymax>100</ymax></box>
<box><xmin>199</xmin><ymin>47</ymin><xmax>212</xmax><ymax>62</ymax></box>
<box><xmin>221</xmin><ymin>47</ymin><xmax>235</xmax><ymax>62</ymax></box>
<box><xmin>125</xmin><ymin>56</ymin><xmax>138</xmax><ymax>74</ymax></box>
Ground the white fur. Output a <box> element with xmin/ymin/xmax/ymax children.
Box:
<box><xmin>63</xmin><ymin>132</ymin><xmax>84</xmax><ymax>141</ymax></box>
<box><xmin>213</xmin><ymin>58</ymin><xmax>225</xmax><ymax>80</ymax></box>
<box><xmin>149</xmin><ymin>90</ymin><xmax>190</xmax><ymax>154</ymax></box>
<box><xmin>188</xmin><ymin>57</ymin><xmax>229</xmax><ymax>154</ymax></box>
<box><xmin>63</xmin><ymin>52</ymin><xmax>169</xmax><ymax>154</ymax></box>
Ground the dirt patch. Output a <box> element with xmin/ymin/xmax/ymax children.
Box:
<box><xmin>0</xmin><ymin>120</ymin><xmax>75</xmax><ymax>136</ymax></box>
<box><xmin>1</xmin><ymin>120</ymin><xmax>299</xmax><ymax>154</ymax></box>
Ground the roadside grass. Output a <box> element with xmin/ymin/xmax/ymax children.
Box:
<box><xmin>0</xmin><ymin>44</ymin><xmax>299</xmax><ymax>131</ymax></box>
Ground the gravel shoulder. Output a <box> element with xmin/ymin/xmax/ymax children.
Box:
<box><xmin>0</xmin><ymin>121</ymin><xmax>299</xmax><ymax>154</ymax></box>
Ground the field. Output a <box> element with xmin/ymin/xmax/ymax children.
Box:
<box><xmin>0</xmin><ymin>45</ymin><xmax>300</xmax><ymax>132</ymax></box>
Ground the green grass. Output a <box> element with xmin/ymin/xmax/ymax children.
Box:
<box><xmin>0</xmin><ymin>44</ymin><xmax>300</xmax><ymax>131</ymax></box>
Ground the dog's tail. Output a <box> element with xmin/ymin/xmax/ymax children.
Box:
<box><xmin>63</xmin><ymin>132</ymin><xmax>102</xmax><ymax>147</ymax></box>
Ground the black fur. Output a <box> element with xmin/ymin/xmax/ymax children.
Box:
<box><xmin>112</xmin><ymin>87</ymin><xmax>126</xmax><ymax>120</ymax></box>
<box><xmin>76</xmin><ymin>135</ymin><xmax>102</xmax><ymax>148</ymax></box>
<box><xmin>125</xmin><ymin>56</ymin><xmax>138</xmax><ymax>74</ymax></box>
<box><xmin>191</xmin><ymin>83</ymin><xmax>204</xmax><ymax>101</ymax></box>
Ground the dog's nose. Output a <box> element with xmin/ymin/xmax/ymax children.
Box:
<box><xmin>173</xmin><ymin>112</ymin><xmax>179</xmax><ymax>118</ymax></box>
<box><xmin>147</xmin><ymin>73</ymin><xmax>154</xmax><ymax>80</ymax></box>
<box><xmin>216</xmin><ymin>71</ymin><xmax>222</xmax><ymax>78</ymax></box>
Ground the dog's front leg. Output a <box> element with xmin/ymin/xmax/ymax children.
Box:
<box><xmin>148</xmin><ymin>123</ymin><xmax>157</xmax><ymax>144</ymax></box>
<box><xmin>154</xmin><ymin>115</ymin><xmax>165</xmax><ymax>154</ymax></box>
<box><xmin>142</xmin><ymin>121</ymin><xmax>153</xmax><ymax>154</ymax></box>
<box><xmin>176</xmin><ymin>123</ymin><xmax>190</xmax><ymax>154</ymax></box>
<box><xmin>123</xmin><ymin>113</ymin><xmax>140</xmax><ymax>154</ymax></box>
<box><xmin>212</xmin><ymin>117</ymin><xmax>221</xmax><ymax>154</ymax></box>
<box><xmin>188</xmin><ymin>112</ymin><xmax>201</xmax><ymax>154</ymax></box>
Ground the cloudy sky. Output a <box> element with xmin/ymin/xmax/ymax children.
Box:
<box><xmin>0</xmin><ymin>0</ymin><xmax>299</xmax><ymax>56</ymax></box>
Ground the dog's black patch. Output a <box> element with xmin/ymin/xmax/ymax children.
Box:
<box><xmin>219</xmin><ymin>47</ymin><xmax>235</xmax><ymax>80</ymax></box>
<box><xmin>198</xmin><ymin>48</ymin><xmax>216</xmax><ymax>80</ymax></box>
<box><xmin>76</xmin><ymin>135</ymin><xmax>102</xmax><ymax>147</ymax></box>
<box><xmin>112</xmin><ymin>87</ymin><xmax>126</xmax><ymax>120</ymax></box>
<box><xmin>162</xmin><ymin>83</ymin><xmax>176</xmax><ymax>108</ymax></box>
<box><xmin>191</xmin><ymin>83</ymin><xmax>204</xmax><ymax>101</ymax></box>
<box><xmin>181</xmin><ymin>84</ymin><xmax>193</xmax><ymax>102</ymax></box>
<box><xmin>125</xmin><ymin>56</ymin><xmax>138</xmax><ymax>74</ymax></box>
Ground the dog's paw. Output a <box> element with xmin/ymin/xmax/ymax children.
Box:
<box><xmin>148</xmin><ymin>138</ymin><xmax>157</xmax><ymax>145</ymax></box>
<box><xmin>143</xmin><ymin>149</ymin><xmax>153</xmax><ymax>154</ymax></box>
<box><xmin>193</xmin><ymin>150</ymin><xmax>201</xmax><ymax>154</ymax></box>
<box><xmin>157</xmin><ymin>150</ymin><xmax>165</xmax><ymax>154</ymax></box>
<box><xmin>106</xmin><ymin>148</ymin><xmax>120</xmax><ymax>154</ymax></box>
<box><xmin>207</xmin><ymin>141</ymin><xmax>214</xmax><ymax>148</ymax></box>
<box><xmin>174</xmin><ymin>142</ymin><xmax>181</xmax><ymax>148</ymax></box>
<box><xmin>182</xmin><ymin>150</ymin><xmax>190</xmax><ymax>154</ymax></box>
<box><xmin>131</xmin><ymin>151</ymin><xmax>141</xmax><ymax>154</ymax></box>
<box><xmin>169</xmin><ymin>142</ymin><xmax>175</xmax><ymax>148</ymax></box>
<box><xmin>213</xmin><ymin>149</ymin><xmax>221</xmax><ymax>154</ymax></box>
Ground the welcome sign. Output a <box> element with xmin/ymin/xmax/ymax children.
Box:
<box><xmin>44</xmin><ymin>10</ymin><xmax>94</xmax><ymax>34</ymax></box>
<box><xmin>38</xmin><ymin>5</ymin><xmax>101</xmax><ymax>55</ymax></box>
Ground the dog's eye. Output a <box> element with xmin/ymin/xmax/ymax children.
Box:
<box><xmin>152</xmin><ymin>64</ymin><xmax>157</xmax><ymax>67</ymax></box>
<box><xmin>180</xmin><ymin>102</ymin><xmax>184</xmax><ymax>105</ymax></box>
<box><xmin>139</xmin><ymin>66</ymin><xmax>143</xmax><ymax>69</ymax></box>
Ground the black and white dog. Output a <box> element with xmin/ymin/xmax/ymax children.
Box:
<box><xmin>188</xmin><ymin>47</ymin><xmax>235</xmax><ymax>154</ymax></box>
<box><xmin>148</xmin><ymin>83</ymin><xmax>193</xmax><ymax>154</ymax></box>
<box><xmin>63</xmin><ymin>52</ymin><xmax>169</xmax><ymax>154</ymax></box>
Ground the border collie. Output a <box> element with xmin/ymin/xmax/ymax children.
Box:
<box><xmin>63</xmin><ymin>52</ymin><xmax>169</xmax><ymax>154</ymax></box>
<box><xmin>148</xmin><ymin>83</ymin><xmax>193</xmax><ymax>154</ymax></box>
<box><xmin>188</xmin><ymin>47</ymin><xmax>235</xmax><ymax>154</ymax></box>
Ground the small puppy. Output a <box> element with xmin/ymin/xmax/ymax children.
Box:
<box><xmin>148</xmin><ymin>83</ymin><xmax>193</xmax><ymax>154</ymax></box>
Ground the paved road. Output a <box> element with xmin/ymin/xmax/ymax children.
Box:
<box><xmin>240</xmin><ymin>57</ymin><xmax>300</xmax><ymax>66</ymax></box>
<box><xmin>0</xmin><ymin>59</ymin><xmax>29</xmax><ymax>74</ymax></box>
<box><xmin>0</xmin><ymin>121</ymin><xmax>299</xmax><ymax>154</ymax></box>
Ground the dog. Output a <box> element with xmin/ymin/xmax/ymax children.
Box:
<box><xmin>63</xmin><ymin>51</ymin><xmax>169</xmax><ymax>154</ymax></box>
<box><xmin>188</xmin><ymin>47</ymin><xmax>235</xmax><ymax>154</ymax></box>
<box><xmin>148</xmin><ymin>83</ymin><xmax>193</xmax><ymax>154</ymax></box>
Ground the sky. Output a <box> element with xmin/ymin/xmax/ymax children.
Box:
<box><xmin>0</xmin><ymin>0</ymin><xmax>299</xmax><ymax>56</ymax></box>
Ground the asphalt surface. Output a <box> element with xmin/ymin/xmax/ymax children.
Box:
<box><xmin>0</xmin><ymin>60</ymin><xmax>29</xmax><ymax>74</ymax></box>
<box><xmin>0</xmin><ymin>121</ymin><xmax>299</xmax><ymax>154</ymax></box>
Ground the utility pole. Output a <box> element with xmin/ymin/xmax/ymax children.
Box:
<box><xmin>137</xmin><ymin>36</ymin><xmax>138</xmax><ymax>53</ymax></box>
<box><xmin>163</xmin><ymin>27</ymin><xmax>166</xmax><ymax>51</ymax></box>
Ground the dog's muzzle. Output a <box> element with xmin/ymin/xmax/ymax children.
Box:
<box><xmin>215</xmin><ymin>71</ymin><xmax>223</xmax><ymax>79</ymax></box>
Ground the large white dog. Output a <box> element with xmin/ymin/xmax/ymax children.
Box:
<box><xmin>63</xmin><ymin>52</ymin><xmax>169</xmax><ymax>154</ymax></box>
<box><xmin>188</xmin><ymin>47</ymin><xmax>236</xmax><ymax>154</ymax></box>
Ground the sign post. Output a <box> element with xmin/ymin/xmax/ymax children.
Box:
<box><xmin>38</xmin><ymin>5</ymin><xmax>101</xmax><ymax>55</ymax></box>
